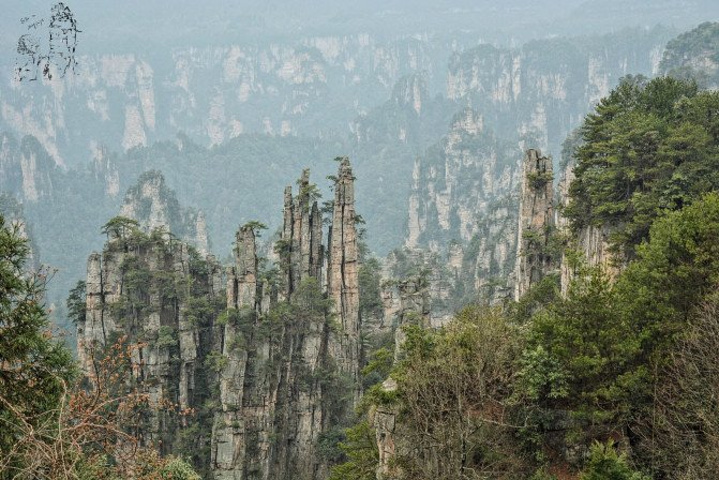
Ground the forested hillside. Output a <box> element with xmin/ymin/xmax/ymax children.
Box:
<box><xmin>334</xmin><ymin>73</ymin><xmax>719</xmax><ymax>479</ymax></box>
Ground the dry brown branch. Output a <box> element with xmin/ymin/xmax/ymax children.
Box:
<box><xmin>0</xmin><ymin>338</ymin><xmax>185</xmax><ymax>479</ymax></box>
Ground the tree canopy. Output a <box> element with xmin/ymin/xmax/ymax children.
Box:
<box><xmin>0</xmin><ymin>214</ymin><xmax>75</xmax><ymax>459</ymax></box>
<box><xmin>565</xmin><ymin>75</ymin><xmax>719</xmax><ymax>255</ymax></box>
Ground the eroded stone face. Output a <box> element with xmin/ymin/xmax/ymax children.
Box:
<box><xmin>515</xmin><ymin>148</ymin><xmax>554</xmax><ymax>300</ymax></box>
<box><xmin>327</xmin><ymin>157</ymin><xmax>361</xmax><ymax>399</ymax></box>
<box><xmin>79</xmin><ymin>162</ymin><xmax>362</xmax><ymax>480</ymax></box>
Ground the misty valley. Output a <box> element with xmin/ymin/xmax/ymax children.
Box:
<box><xmin>3</xmin><ymin>2</ymin><xmax>719</xmax><ymax>479</ymax></box>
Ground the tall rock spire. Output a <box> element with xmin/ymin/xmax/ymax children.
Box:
<box><xmin>280</xmin><ymin>169</ymin><xmax>323</xmax><ymax>299</ymax></box>
<box><xmin>515</xmin><ymin>149</ymin><xmax>554</xmax><ymax>300</ymax></box>
<box><xmin>327</xmin><ymin>157</ymin><xmax>361</xmax><ymax>389</ymax></box>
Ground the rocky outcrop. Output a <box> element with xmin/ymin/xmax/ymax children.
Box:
<box><xmin>0</xmin><ymin>194</ymin><xmax>38</xmax><ymax>269</ymax></box>
<box><xmin>0</xmin><ymin>134</ymin><xmax>57</xmax><ymax>204</ymax></box>
<box><xmin>660</xmin><ymin>22</ymin><xmax>719</xmax><ymax>89</ymax></box>
<box><xmin>211</xmin><ymin>163</ymin><xmax>363</xmax><ymax>479</ymax></box>
<box><xmin>515</xmin><ymin>149</ymin><xmax>555</xmax><ymax>300</ymax></box>
<box><xmin>79</xmin><ymin>161</ymin><xmax>365</xmax><ymax>479</ymax></box>
<box><xmin>77</xmin><ymin>221</ymin><xmax>224</xmax><ymax>470</ymax></box>
<box><xmin>0</xmin><ymin>32</ymin><xmax>448</xmax><ymax>169</ymax></box>
<box><xmin>402</xmin><ymin>108</ymin><xmax>522</xmax><ymax>310</ymax></box>
<box><xmin>120</xmin><ymin>170</ymin><xmax>210</xmax><ymax>254</ymax></box>
<box><xmin>555</xmin><ymin>144</ymin><xmax>622</xmax><ymax>295</ymax></box>
<box><xmin>373</xmin><ymin>378</ymin><xmax>401</xmax><ymax>480</ymax></box>
<box><xmin>212</xmin><ymin>226</ymin><xmax>260</xmax><ymax>480</ymax></box>
<box><xmin>371</xmin><ymin>271</ymin><xmax>431</xmax><ymax>480</ymax></box>
<box><xmin>406</xmin><ymin>108</ymin><xmax>520</xmax><ymax>251</ymax></box>
<box><xmin>446</xmin><ymin>30</ymin><xmax>671</xmax><ymax>157</ymax></box>
<box><xmin>327</xmin><ymin>157</ymin><xmax>361</xmax><ymax>395</ymax></box>
<box><xmin>280</xmin><ymin>169</ymin><xmax>324</xmax><ymax>298</ymax></box>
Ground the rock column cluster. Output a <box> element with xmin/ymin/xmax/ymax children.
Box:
<box><xmin>77</xmin><ymin>232</ymin><xmax>223</xmax><ymax>456</ymax></box>
<box><xmin>79</xmin><ymin>160</ymin><xmax>364</xmax><ymax>480</ymax></box>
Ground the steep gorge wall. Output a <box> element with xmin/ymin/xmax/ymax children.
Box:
<box><xmin>78</xmin><ymin>228</ymin><xmax>225</xmax><ymax>465</ymax></box>
<box><xmin>401</xmin><ymin>108</ymin><xmax>522</xmax><ymax>311</ymax></box>
<box><xmin>447</xmin><ymin>30</ymin><xmax>671</xmax><ymax>156</ymax></box>
<box><xmin>0</xmin><ymin>34</ymin><xmax>447</xmax><ymax>168</ymax></box>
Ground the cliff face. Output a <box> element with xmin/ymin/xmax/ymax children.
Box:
<box><xmin>446</xmin><ymin>30</ymin><xmax>669</xmax><ymax>157</ymax></box>
<box><xmin>77</xmin><ymin>222</ymin><xmax>225</xmax><ymax>471</ymax></box>
<box><xmin>0</xmin><ymin>194</ymin><xmax>38</xmax><ymax>269</ymax></box>
<box><xmin>0</xmin><ymin>134</ymin><xmax>57</xmax><ymax>204</ymax></box>
<box><xmin>0</xmin><ymin>28</ymin><xmax>677</xmax><ymax>323</ymax></box>
<box><xmin>78</xmin><ymin>160</ymin><xmax>364</xmax><ymax>479</ymax></box>
<box><xmin>514</xmin><ymin>149</ymin><xmax>555</xmax><ymax>300</ymax></box>
<box><xmin>327</xmin><ymin>157</ymin><xmax>361</xmax><ymax>394</ymax></box>
<box><xmin>212</xmin><ymin>161</ymin><xmax>364</xmax><ymax>479</ymax></box>
<box><xmin>0</xmin><ymin>34</ymin><xmax>447</xmax><ymax>169</ymax></box>
<box><xmin>402</xmin><ymin>109</ymin><xmax>522</xmax><ymax>311</ymax></box>
<box><xmin>555</xmin><ymin>145</ymin><xmax>622</xmax><ymax>296</ymax></box>
<box><xmin>660</xmin><ymin>21</ymin><xmax>719</xmax><ymax>88</ymax></box>
<box><xmin>406</xmin><ymin>108</ymin><xmax>520</xmax><ymax>251</ymax></box>
<box><xmin>120</xmin><ymin>170</ymin><xmax>210</xmax><ymax>254</ymax></box>
<box><xmin>212</xmin><ymin>166</ymin><xmax>333</xmax><ymax>480</ymax></box>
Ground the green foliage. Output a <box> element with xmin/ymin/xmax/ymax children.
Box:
<box><xmin>292</xmin><ymin>277</ymin><xmax>334</xmax><ymax>323</ymax></box>
<box><xmin>358</xmin><ymin>256</ymin><xmax>384</xmax><ymax>320</ymax></box>
<box><xmin>204</xmin><ymin>351</ymin><xmax>229</xmax><ymax>373</ymax></box>
<box><xmin>361</xmin><ymin>347</ymin><xmax>393</xmax><ymax>385</ymax></box>
<box><xmin>529</xmin><ymin>468</ymin><xmax>559</xmax><ymax>480</ymax></box>
<box><xmin>159</xmin><ymin>456</ymin><xmax>202</xmax><ymax>480</ymax></box>
<box><xmin>317</xmin><ymin>426</ymin><xmax>347</xmax><ymax>464</ymax></box>
<box><xmin>352</xmin><ymin>306</ymin><xmax>529</xmax><ymax>479</ymax></box>
<box><xmin>67</xmin><ymin>280</ymin><xmax>87</xmax><ymax>325</ymax></box>
<box><xmin>661</xmin><ymin>22</ymin><xmax>719</xmax><ymax>88</ymax></box>
<box><xmin>509</xmin><ymin>273</ymin><xmax>561</xmax><ymax>324</ymax></box>
<box><xmin>520</xmin><ymin>268</ymin><xmax>640</xmax><ymax>424</ymax></box>
<box><xmin>579</xmin><ymin>441</ymin><xmax>649</xmax><ymax>480</ymax></box>
<box><xmin>527</xmin><ymin>169</ymin><xmax>554</xmax><ymax>191</ymax></box>
<box><xmin>616</xmin><ymin>193</ymin><xmax>719</xmax><ymax>342</ymax></box>
<box><xmin>157</xmin><ymin>325</ymin><xmax>177</xmax><ymax>348</ymax></box>
<box><xmin>242</xmin><ymin>220</ymin><xmax>267</xmax><ymax>237</ymax></box>
<box><xmin>101</xmin><ymin>215</ymin><xmax>140</xmax><ymax>239</ymax></box>
<box><xmin>0</xmin><ymin>214</ymin><xmax>76</xmax><ymax>457</ymax></box>
<box><xmin>517</xmin><ymin>195</ymin><xmax>719</xmax><ymax>473</ymax></box>
<box><xmin>565</xmin><ymin>75</ymin><xmax>719</xmax><ymax>256</ymax></box>
<box><xmin>328</xmin><ymin>421</ymin><xmax>379</xmax><ymax>480</ymax></box>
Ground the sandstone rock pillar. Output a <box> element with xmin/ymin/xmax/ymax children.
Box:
<box><xmin>514</xmin><ymin>149</ymin><xmax>554</xmax><ymax>300</ymax></box>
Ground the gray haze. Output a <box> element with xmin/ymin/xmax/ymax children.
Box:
<box><xmin>0</xmin><ymin>0</ymin><xmax>718</xmax><ymax>328</ymax></box>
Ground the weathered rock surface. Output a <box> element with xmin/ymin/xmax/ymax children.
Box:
<box><xmin>515</xmin><ymin>149</ymin><xmax>555</xmax><ymax>300</ymax></box>
<box><xmin>555</xmin><ymin>145</ymin><xmax>622</xmax><ymax>295</ymax></box>
<box><xmin>119</xmin><ymin>170</ymin><xmax>210</xmax><ymax>254</ymax></box>
<box><xmin>78</xmin><ymin>161</ymin><xmax>365</xmax><ymax>479</ymax></box>
<box><xmin>77</xmin><ymin>223</ymin><xmax>224</xmax><ymax>471</ymax></box>
<box><xmin>327</xmin><ymin>157</ymin><xmax>362</xmax><ymax>396</ymax></box>
<box><xmin>402</xmin><ymin>109</ymin><xmax>522</xmax><ymax>312</ymax></box>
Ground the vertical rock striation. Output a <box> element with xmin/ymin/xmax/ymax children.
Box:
<box><xmin>514</xmin><ymin>148</ymin><xmax>554</xmax><ymax>300</ymax></box>
<box><xmin>555</xmin><ymin>150</ymin><xmax>622</xmax><ymax>295</ymax></box>
<box><xmin>78</xmin><ymin>161</ymin><xmax>364</xmax><ymax>479</ymax></box>
<box><xmin>77</xmin><ymin>225</ymin><xmax>224</xmax><ymax>473</ymax></box>
<box><xmin>327</xmin><ymin>157</ymin><xmax>361</xmax><ymax>396</ymax></box>
<box><xmin>403</xmin><ymin>109</ymin><xmax>522</xmax><ymax>312</ymax></box>
<box><xmin>120</xmin><ymin>170</ymin><xmax>211</xmax><ymax>253</ymax></box>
